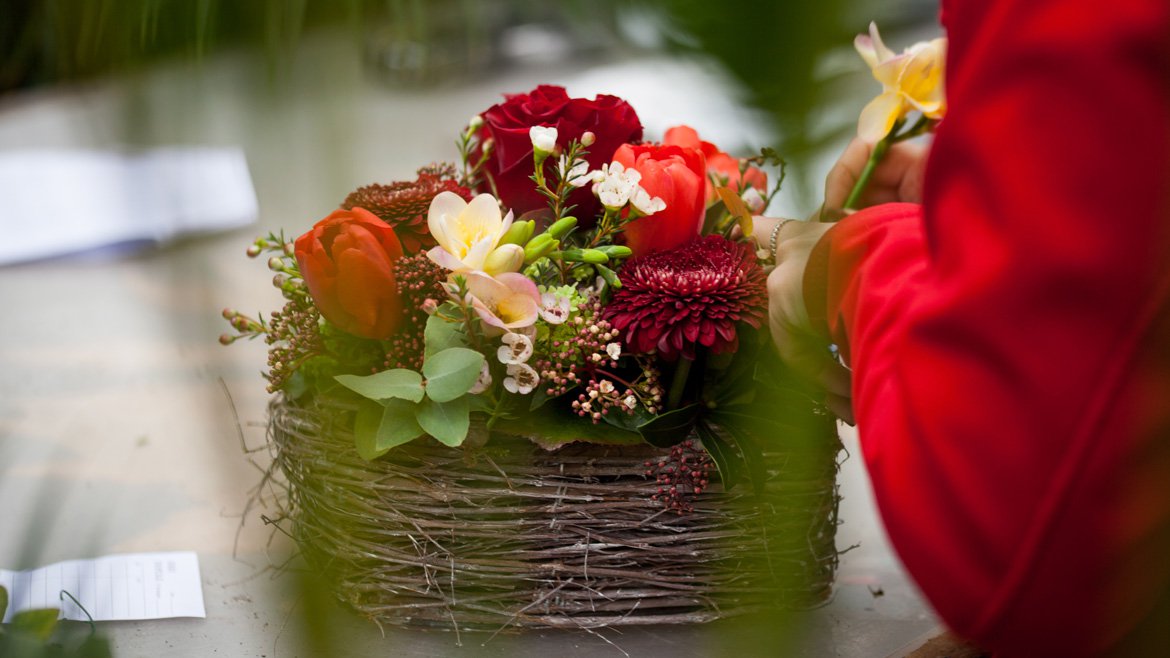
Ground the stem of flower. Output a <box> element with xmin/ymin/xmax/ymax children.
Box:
<box><xmin>666</xmin><ymin>357</ymin><xmax>693</xmax><ymax>410</ymax></box>
<box><xmin>843</xmin><ymin>136</ymin><xmax>889</xmax><ymax>212</ymax></box>
<box><xmin>486</xmin><ymin>391</ymin><xmax>504</xmax><ymax>430</ymax></box>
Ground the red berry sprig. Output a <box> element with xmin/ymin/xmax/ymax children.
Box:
<box><xmin>644</xmin><ymin>439</ymin><xmax>713</xmax><ymax>514</ymax></box>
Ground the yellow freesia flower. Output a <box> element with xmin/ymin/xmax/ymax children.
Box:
<box><xmin>426</xmin><ymin>191</ymin><xmax>517</xmax><ymax>273</ymax></box>
<box><xmin>855</xmin><ymin>22</ymin><xmax>947</xmax><ymax>143</ymax></box>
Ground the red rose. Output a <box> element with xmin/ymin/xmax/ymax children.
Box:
<box><xmin>477</xmin><ymin>85</ymin><xmax>642</xmax><ymax>221</ymax></box>
<box><xmin>294</xmin><ymin>208</ymin><xmax>405</xmax><ymax>339</ymax></box>
<box><xmin>663</xmin><ymin>125</ymin><xmax>768</xmax><ymax>205</ymax></box>
<box><xmin>612</xmin><ymin>143</ymin><xmax>706</xmax><ymax>257</ymax></box>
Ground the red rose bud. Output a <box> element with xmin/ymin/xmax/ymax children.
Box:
<box><xmin>663</xmin><ymin>125</ymin><xmax>768</xmax><ymax>205</ymax></box>
<box><xmin>613</xmin><ymin>143</ymin><xmax>706</xmax><ymax>258</ymax></box>
<box><xmin>294</xmin><ymin>208</ymin><xmax>406</xmax><ymax>339</ymax></box>
<box><xmin>476</xmin><ymin>85</ymin><xmax>643</xmax><ymax>222</ymax></box>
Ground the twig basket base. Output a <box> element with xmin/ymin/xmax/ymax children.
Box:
<box><xmin>267</xmin><ymin>394</ymin><xmax>841</xmax><ymax>630</ymax></box>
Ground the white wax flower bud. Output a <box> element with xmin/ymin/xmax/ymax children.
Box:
<box><xmin>529</xmin><ymin>126</ymin><xmax>558</xmax><ymax>155</ymax></box>
<box><xmin>629</xmin><ymin>186</ymin><xmax>666</xmax><ymax>215</ymax></box>
<box><xmin>469</xmin><ymin>114</ymin><xmax>484</xmax><ymax>130</ymax></box>
<box><xmin>468</xmin><ymin>361</ymin><xmax>492</xmax><ymax>394</ymax></box>
<box><xmin>580</xmin><ymin>131</ymin><xmax>596</xmax><ymax>147</ymax></box>
<box><xmin>742</xmin><ymin>187</ymin><xmax>766</xmax><ymax>214</ymax></box>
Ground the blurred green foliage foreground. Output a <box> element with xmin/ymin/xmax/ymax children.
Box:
<box><xmin>0</xmin><ymin>586</ymin><xmax>113</xmax><ymax>657</ymax></box>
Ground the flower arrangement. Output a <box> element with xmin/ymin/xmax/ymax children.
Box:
<box><xmin>222</xmin><ymin>83</ymin><xmax>798</xmax><ymax>501</ymax></box>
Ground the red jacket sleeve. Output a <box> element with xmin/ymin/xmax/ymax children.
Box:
<box><xmin>807</xmin><ymin>0</ymin><xmax>1170</xmax><ymax>654</ymax></box>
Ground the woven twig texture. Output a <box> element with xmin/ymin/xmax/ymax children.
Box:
<box><xmin>268</xmin><ymin>395</ymin><xmax>841</xmax><ymax>630</ymax></box>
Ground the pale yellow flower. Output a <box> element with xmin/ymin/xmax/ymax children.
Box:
<box><xmin>426</xmin><ymin>191</ymin><xmax>514</xmax><ymax>272</ymax></box>
<box><xmin>855</xmin><ymin>22</ymin><xmax>947</xmax><ymax>143</ymax></box>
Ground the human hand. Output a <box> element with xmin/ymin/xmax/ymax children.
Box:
<box><xmin>821</xmin><ymin>137</ymin><xmax>928</xmax><ymax>220</ymax></box>
<box><xmin>754</xmin><ymin>217</ymin><xmax>854</xmax><ymax>424</ymax></box>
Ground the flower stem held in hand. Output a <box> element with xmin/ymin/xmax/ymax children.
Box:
<box><xmin>842</xmin><ymin>115</ymin><xmax>935</xmax><ymax>212</ymax></box>
<box><xmin>843</xmin><ymin>136</ymin><xmax>889</xmax><ymax>210</ymax></box>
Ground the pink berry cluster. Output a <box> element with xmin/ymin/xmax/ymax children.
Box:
<box><xmin>376</xmin><ymin>252</ymin><xmax>446</xmax><ymax>371</ymax></box>
<box><xmin>534</xmin><ymin>296</ymin><xmax>618</xmax><ymax>397</ymax></box>
<box><xmin>644</xmin><ymin>439</ymin><xmax>713</xmax><ymax>514</ymax></box>
<box><xmin>571</xmin><ymin>378</ymin><xmax>634</xmax><ymax>423</ymax></box>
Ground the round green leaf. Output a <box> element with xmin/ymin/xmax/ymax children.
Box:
<box><xmin>422</xmin><ymin>348</ymin><xmax>485</xmax><ymax>403</ymax></box>
<box><xmin>353</xmin><ymin>399</ymin><xmax>424</xmax><ymax>460</ymax></box>
<box><xmin>335</xmin><ymin>369</ymin><xmax>424</xmax><ymax>403</ymax></box>
<box><xmin>415</xmin><ymin>397</ymin><xmax>470</xmax><ymax>447</ymax></box>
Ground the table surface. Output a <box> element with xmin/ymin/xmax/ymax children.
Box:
<box><xmin>0</xmin><ymin>32</ymin><xmax>941</xmax><ymax>657</ymax></box>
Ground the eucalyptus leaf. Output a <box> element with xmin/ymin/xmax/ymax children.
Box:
<box><xmin>416</xmin><ymin>397</ymin><xmax>470</xmax><ymax>447</ymax></box>
<box><xmin>335</xmin><ymin>369</ymin><xmax>424</xmax><ymax>403</ymax></box>
<box><xmin>424</xmin><ymin>313</ymin><xmax>467</xmax><ymax>358</ymax></box>
<box><xmin>353</xmin><ymin>399</ymin><xmax>424</xmax><ymax>460</ymax></box>
<box><xmin>0</xmin><ymin>584</ymin><xmax>7</xmax><ymax>621</ymax></box>
<box><xmin>11</xmin><ymin>608</ymin><xmax>59</xmax><ymax>641</ymax></box>
<box><xmin>637</xmin><ymin>404</ymin><xmax>702</xmax><ymax>448</ymax></box>
<box><xmin>422</xmin><ymin>348</ymin><xmax>485</xmax><ymax>403</ymax></box>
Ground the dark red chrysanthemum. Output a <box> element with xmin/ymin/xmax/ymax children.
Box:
<box><xmin>604</xmin><ymin>236</ymin><xmax>767</xmax><ymax>361</ymax></box>
<box><xmin>342</xmin><ymin>163</ymin><xmax>472</xmax><ymax>254</ymax></box>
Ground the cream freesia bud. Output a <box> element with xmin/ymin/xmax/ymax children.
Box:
<box><xmin>530</xmin><ymin>126</ymin><xmax>558</xmax><ymax>156</ymax></box>
<box><xmin>580</xmin><ymin>131</ymin><xmax>596</xmax><ymax>147</ymax></box>
<box><xmin>483</xmin><ymin>243</ymin><xmax>526</xmax><ymax>275</ymax></box>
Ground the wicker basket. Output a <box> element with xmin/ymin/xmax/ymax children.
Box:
<box><xmin>267</xmin><ymin>393</ymin><xmax>841</xmax><ymax>630</ymax></box>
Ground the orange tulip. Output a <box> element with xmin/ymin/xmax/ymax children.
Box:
<box><xmin>612</xmin><ymin>143</ymin><xmax>706</xmax><ymax>257</ymax></box>
<box><xmin>294</xmin><ymin>207</ymin><xmax>405</xmax><ymax>339</ymax></box>
<box><xmin>663</xmin><ymin>125</ymin><xmax>768</xmax><ymax>205</ymax></box>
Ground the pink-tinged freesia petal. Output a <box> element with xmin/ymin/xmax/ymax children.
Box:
<box><xmin>854</xmin><ymin>34</ymin><xmax>880</xmax><ymax>70</ymax></box>
<box><xmin>466</xmin><ymin>271</ymin><xmax>541</xmax><ymax>333</ymax></box>
<box><xmin>868</xmin><ymin>21</ymin><xmax>896</xmax><ymax>62</ymax></box>
<box><xmin>426</xmin><ymin>245</ymin><xmax>469</xmax><ymax>272</ymax></box>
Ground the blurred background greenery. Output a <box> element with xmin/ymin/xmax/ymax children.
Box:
<box><xmin>0</xmin><ymin>0</ymin><xmax>936</xmax><ymax>162</ymax></box>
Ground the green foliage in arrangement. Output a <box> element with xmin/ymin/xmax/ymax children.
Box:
<box><xmin>340</xmin><ymin>347</ymin><xmax>485</xmax><ymax>459</ymax></box>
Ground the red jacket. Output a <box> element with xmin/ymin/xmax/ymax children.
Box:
<box><xmin>806</xmin><ymin>0</ymin><xmax>1170</xmax><ymax>654</ymax></box>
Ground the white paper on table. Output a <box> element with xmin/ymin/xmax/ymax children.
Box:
<box><xmin>0</xmin><ymin>147</ymin><xmax>257</xmax><ymax>265</ymax></box>
<box><xmin>0</xmin><ymin>551</ymin><xmax>206</xmax><ymax>622</ymax></box>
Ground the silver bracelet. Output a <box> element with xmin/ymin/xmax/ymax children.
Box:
<box><xmin>770</xmin><ymin>219</ymin><xmax>797</xmax><ymax>262</ymax></box>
